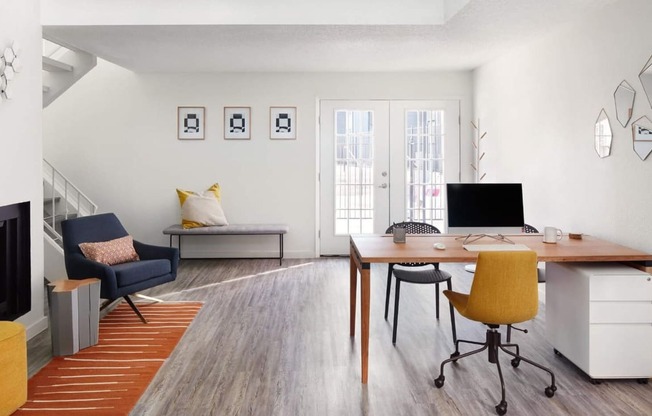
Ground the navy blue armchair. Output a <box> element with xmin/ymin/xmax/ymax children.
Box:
<box><xmin>61</xmin><ymin>213</ymin><xmax>179</xmax><ymax>323</ymax></box>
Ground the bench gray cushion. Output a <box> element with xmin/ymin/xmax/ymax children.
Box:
<box><xmin>163</xmin><ymin>224</ymin><xmax>289</xmax><ymax>235</ymax></box>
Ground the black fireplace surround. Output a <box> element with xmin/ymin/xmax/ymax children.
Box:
<box><xmin>0</xmin><ymin>201</ymin><xmax>31</xmax><ymax>321</ymax></box>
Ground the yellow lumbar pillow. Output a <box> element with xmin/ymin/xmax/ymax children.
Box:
<box><xmin>176</xmin><ymin>183</ymin><xmax>228</xmax><ymax>229</ymax></box>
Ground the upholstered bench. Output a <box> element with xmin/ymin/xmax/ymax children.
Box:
<box><xmin>0</xmin><ymin>321</ymin><xmax>27</xmax><ymax>415</ymax></box>
<box><xmin>163</xmin><ymin>224</ymin><xmax>289</xmax><ymax>265</ymax></box>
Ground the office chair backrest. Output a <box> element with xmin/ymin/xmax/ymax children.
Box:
<box><xmin>463</xmin><ymin>251</ymin><xmax>538</xmax><ymax>325</ymax></box>
<box><xmin>385</xmin><ymin>221</ymin><xmax>441</xmax><ymax>235</ymax></box>
<box><xmin>61</xmin><ymin>213</ymin><xmax>129</xmax><ymax>257</ymax></box>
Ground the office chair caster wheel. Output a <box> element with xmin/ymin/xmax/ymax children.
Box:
<box><xmin>495</xmin><ymin>400</ymin><xmax>507</xmax><ymax>415</ymax></box>
<box><xmin>450</xmin><ymin>351</ymin><xmax>460</xmax><ymax>362</ymax></box>
<box><xmin>545</xmin><ymin>385</ymin><xmax>556</xmax><ymax>398</ymax></box>
<box><xmin>511</xmin><ymin>358</ymin><xmax>520</xmax><ymax>368</ymax></box>
<box><xmin>637</xmin><ymin>378</ymin><xmax>649</xmax><ymax>384</ymax></box>
<box><xmin>434</xmin><ymin>375</ymin><xmax>445</xmax><ymax>388</ymax></box>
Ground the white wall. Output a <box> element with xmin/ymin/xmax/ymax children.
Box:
<box><xmin>43</xmin><ymin>65</ymin><xmax>473</xmax><ymax>258</ymax></box>
<box><xmin>474</xmin><ymin>0</ymin><xmax>652</xmax><ymax>252</ymax></box>
<box><xmin>0</xmin><ymin>0</ymin><xmax>46</xmax><ymax>338</ymax></box>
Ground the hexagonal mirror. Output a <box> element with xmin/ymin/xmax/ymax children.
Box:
<box><xmin>3</xmin><ymin>47</ymin><xmax>14</xmax><ymax>64</ymax></box>
<box><xmin>614</xmin><ymin>80</ymin><xmax>635</xmax><ymax>127</ymax></box>
<box><xmin>3</xmin><ymin>65</ymin><xmax>14</xmax><ymax>81</ymax></box>
<box><xmin>632</xmin><ymin>115</ymin><xmax>652</xmax><ymax>160</ymax></box>
<box><xmin>639</xmin><ymin>55</ymin><xmax>652</xmax><ymax>109</ymax></box>
<box><xmin>594</xmin><ymin>109</ymin><xmax>612</xmax><ymax>158</ymax></box>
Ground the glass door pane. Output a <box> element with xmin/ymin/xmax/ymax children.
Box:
<box><xmin>405</xmin><ymin>110</ymin><xmax>445</xmax><ymax>229</ymax></box>
<box><xmin>335</xmin><ymin>110</ymin><xmax>374</xmax><ymax>235</ymax></box>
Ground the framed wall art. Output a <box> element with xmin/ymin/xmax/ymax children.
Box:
<box><xmin>178</xmin><ymin>106</ymin><xmax>205</xmax><ymax>140</ymax></box>
<box><xmin>270</xmin><ymin>106</ymin><xmax>296</xmax><ymax>140</ymax></box>
<box><xmin>224</xmin><ymin>107</ymin><xmax>251</xmax><ymax>139</ymax></box>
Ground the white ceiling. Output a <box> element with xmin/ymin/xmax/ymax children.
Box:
<box><xmin>42</xmin><ymin>0</ymin><xmax>618</xmax><ymax>73</ymax></box>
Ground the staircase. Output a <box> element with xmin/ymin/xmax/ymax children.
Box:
<box><xmin>42</xmin><ymin>37</ymin><xmax>97</xmax><ymax>281</ymax></box>
<box><xmin>42</xmin><ymin>38</ymin><xmax>97</xmax><ymax>108</ymax></box>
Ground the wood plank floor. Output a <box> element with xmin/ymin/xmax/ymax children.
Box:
<box><xmin>28</xmin><ymin>258</ymin><xmax>652</xmax><ymax>415</ymax></box>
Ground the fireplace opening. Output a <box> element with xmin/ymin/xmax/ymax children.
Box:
<box><xmin>0</xmin><ymin>201</ymin><xmax>31</xmax><ymax>321</ymax></box>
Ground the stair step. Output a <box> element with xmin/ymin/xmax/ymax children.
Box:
<box><xmin>44</xmin><ymin>213</ymin><xmax>77</xmax><ymax>222</ymax></box>
<box><xmin>42</xmin><ymin>56</ymin><xmax>73</xmax><ymax>72</ymax></box>
<box><xmin>43</xmin><ymin>196</ymin><xmax>61</xmax><ymax>204</ymax></box>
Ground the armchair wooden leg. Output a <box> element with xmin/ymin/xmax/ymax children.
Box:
<box><xmin>124</xmin><ymin>296</ymin><xmax>148</xmax><ymax>324</ymax></box>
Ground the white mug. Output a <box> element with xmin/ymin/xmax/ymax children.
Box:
<box><xmin>543</xmin><ymin>226</ymin><xmax>563</xmax><ymax>243</ymax></box>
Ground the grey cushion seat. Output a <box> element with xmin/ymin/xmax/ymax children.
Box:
<box><xmin>163</xmin><ymin>224</ymin><xmax>289</xmax><ymax>235</ymax></box>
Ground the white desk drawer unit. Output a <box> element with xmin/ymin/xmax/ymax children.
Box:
<box><xmin>546</xmin><ymin>262</ymin><xmax>652</xmax><ymax>381</ymax></box>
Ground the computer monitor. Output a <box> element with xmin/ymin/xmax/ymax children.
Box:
<box><xmin>446</xmin><ymin>183</ymin><xmax>524</xmax><ymax>235</ymax></box>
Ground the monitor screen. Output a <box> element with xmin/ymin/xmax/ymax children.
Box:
<box><xmin>446</xmin><ymin>183</ymin><xmax>524</xmax><ymax>234</ymax></box>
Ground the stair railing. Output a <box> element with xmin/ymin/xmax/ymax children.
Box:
<box><xmin>43</xmin><ymin>159</ymin><xmax>98</xmax><ymax>243</ymax></box>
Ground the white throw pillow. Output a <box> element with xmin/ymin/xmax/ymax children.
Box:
<box><xmin>177</xmin><ymin>184</ymin><xmax>228</xmax><ymax>228</ymax></box>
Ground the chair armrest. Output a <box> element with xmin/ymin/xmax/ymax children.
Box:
<box><xmin>133</xmin><ymin>241</ymin><xmax>180</xmax><ymax>275</ymax></box>
<box><xmin>64</xmin><ymin>253</ymin><xmax>119</xmax><ymax>300</ymax></box>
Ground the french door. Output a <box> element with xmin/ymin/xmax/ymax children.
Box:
<box><xmin>319</xmin><ymin>99</ymin><xmax>459</xmax><ymax>255</ymax></box>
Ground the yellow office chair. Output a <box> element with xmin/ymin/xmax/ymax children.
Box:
<box><xmin>433</xmin><ymin>251</ymin><xmax>556</xmax><ymax>416</ymax></box>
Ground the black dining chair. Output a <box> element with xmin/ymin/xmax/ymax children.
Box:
<box><xmin>385</xmin><ymin>221</ymin><xmax>457</xmax><ymax>344</ymax></box>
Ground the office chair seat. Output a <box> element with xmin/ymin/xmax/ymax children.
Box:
<box><xmin>392</xmin><ymin>268</ymin><xmax>452</xmax><ymax>285</ymax></box>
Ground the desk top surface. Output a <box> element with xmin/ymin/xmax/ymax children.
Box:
<box><xmin>350</xmin><ymin>234</ymin><xmax>652</xmax><ymax>264</ymax></box>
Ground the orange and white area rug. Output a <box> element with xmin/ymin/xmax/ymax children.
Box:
<box><xmin>14</xmin><ymin>301</ymin><xmax>202</xmax><ymax>415</ymax></box>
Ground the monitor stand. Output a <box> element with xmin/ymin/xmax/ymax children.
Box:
<box><xmin>456</xmin><ymin>233</ymin><xmax>515</xmax><ymax>245</ymax></box>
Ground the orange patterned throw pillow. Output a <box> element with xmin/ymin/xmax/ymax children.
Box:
<box><xmin>79</xmin><ymin>235</ymin><xmax>140</xmax><ymax>265</ymax></box>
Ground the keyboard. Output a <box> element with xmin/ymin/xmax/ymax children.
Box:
<box><xmin>463</xmin><ymin>243</ymin><xmax>531</xmax><ymax>252</ymax></box>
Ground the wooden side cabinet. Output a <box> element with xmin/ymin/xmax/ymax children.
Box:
<box><xmin>47</xmin><ymin>278</ymin><xmax>101</xmax><ymax>356</ymax></box>
<box><xmin>546</xmin><ymin>262</ymin><xmax>652</xmax><ymax>380</ymax></box>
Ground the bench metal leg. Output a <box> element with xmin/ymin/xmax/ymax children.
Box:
<box><xmin>279</xmin><ymin>233</ymin><xmax>284</xmax><ymax>265</ymax></box>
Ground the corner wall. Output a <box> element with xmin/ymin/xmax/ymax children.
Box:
<box><xmin>474</xmin><ymin>0</ymin><xmax>652</xmax><ymax>252</ymax></box>
<box><xmin>43</xmin><ymin>66</ymin><xmax>473</xmax><ymax>257</ymax></box>
<box><xmin>0</xmin><ymin>0</ymin><xmax>46</xmax><ymax>338</ymax></box>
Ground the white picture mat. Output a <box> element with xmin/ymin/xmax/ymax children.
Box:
<box><xmin>224</xmin><ymin>107</ymin><xmax>251</xmax><ymax>139</ymax></box>
<box><xmin>270</xmin><ymin>107</ymin><xmax>297</xmax><ymax>140</ymax></box>
<box><xmin>178</xmin><ymin>107</ymin><xmax>205</xmax><ymax>140</ymax></box>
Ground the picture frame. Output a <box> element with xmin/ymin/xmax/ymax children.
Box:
<box><xmin>224</xmin><ymin>107</ymin><xmax>251</xmax><ymax>140</ymax></box>
<box><xmin>270</xmin><ymin>106</ymin><xmax>297</xmax><ymax>140</ymax></box>
<box><xmin>177</xmin><ymin>106</ymin><xmax>205</xmax><ymax>140</ymax></box>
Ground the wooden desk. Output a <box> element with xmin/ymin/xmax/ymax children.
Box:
<box><xmin>349</xmin><ymin>234</ymin><xmax>652</xmax><ymax>383</ymax></box>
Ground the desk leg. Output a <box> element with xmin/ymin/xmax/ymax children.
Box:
<box><xmin>350</xmin><ymin>253</ymin><xmax>358</xmax><ymax>337</ymax></box>
<box><xmin>360</xmin><ymin>266</ymin><xmax>370</xmax><ymax>384</ymax></box>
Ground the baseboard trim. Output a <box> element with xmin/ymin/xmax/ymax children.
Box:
<box><xmin>25</xmin><ymin>316</ymin><xmax>49</xmax><ymax>340</ymax></box>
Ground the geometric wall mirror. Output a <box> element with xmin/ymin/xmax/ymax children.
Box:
<box><xmin>614</xmin><ymin>80</ymin><xmax>635</xmax><ymax>127</ymax></box>
<box><xmin>639</xmin><ymin>55</ymin><xmax>652</xmax><ymax>109</ymax></box>
<box><xmin>631</xmin><ymin>115</ymin><xmax>652</xmax><ymax>161</ymax></box>
<box><xmin>594</xmin><ymin>108</ymin><xmax>612</xmax><ymax>158</ymax></box>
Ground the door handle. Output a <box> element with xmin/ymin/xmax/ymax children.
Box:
<box><xmin>378</xmin><ymin>183</ymin><xmax>388</xmax><ymax>189</ymax></box>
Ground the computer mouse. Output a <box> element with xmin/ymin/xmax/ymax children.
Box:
<box><xmin>434</xmin><ymin>243</ymin><xmax>446</xmax><ymax>250</ymax></box>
